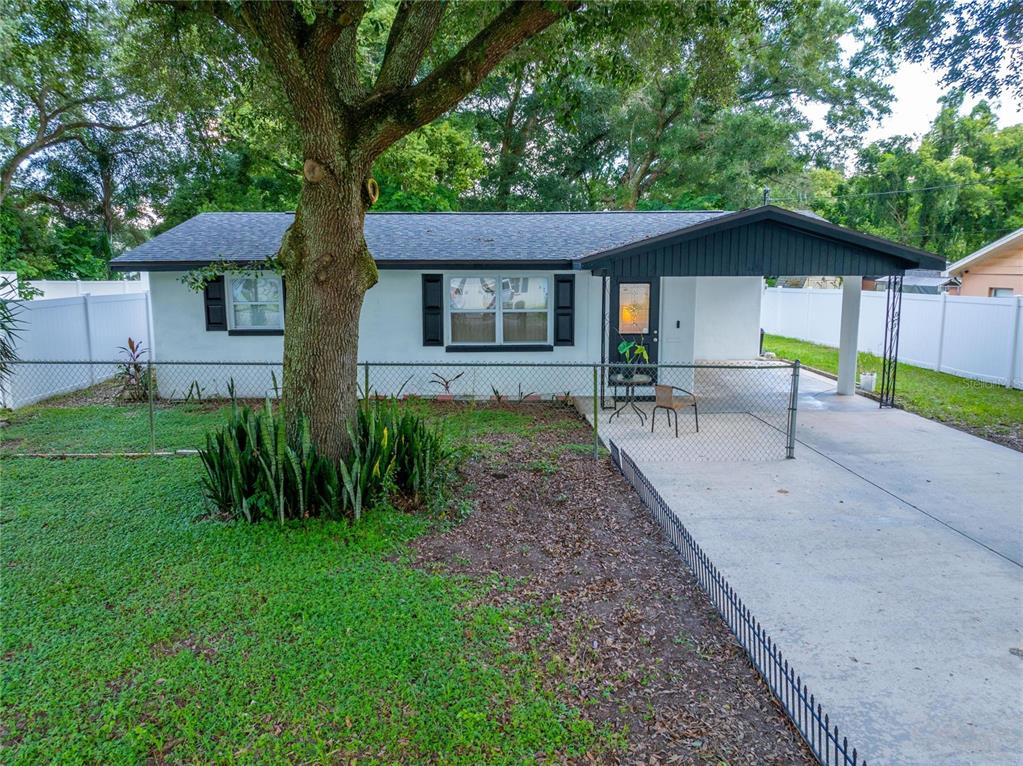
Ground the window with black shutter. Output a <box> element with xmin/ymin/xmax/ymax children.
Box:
<box><xmin>422</xmin><ymin>273</ymin><xmax>444</xmax><ymax>346</ymax></box>
<box><xmin>553</xmin><ymin>274</ymin><xmax>575</xmax><ymax>346</ymax></box>
<box><xmin>204</xmin><ymin>275</ymin><xmax>227</xmax><ymax>331</ymax></box>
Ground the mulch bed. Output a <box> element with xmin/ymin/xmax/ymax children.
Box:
<box><xmin>411</xmin><ymin>405</ymin><xmax>815</xmax><ymax>765</ymax></box>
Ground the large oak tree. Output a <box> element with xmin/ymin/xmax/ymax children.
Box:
<box><xmin>142</xmin><ymin>0</ymin><xmax>702</xmax><ymax>459</ymax></box>
<box><xmin>135</xmin><ymin>0</ymin><xmax>1020</xmax><ymax>460</ymax></box>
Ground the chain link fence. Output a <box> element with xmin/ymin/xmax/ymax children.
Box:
<box><xmin>1</xmin><ymin>359</ymin><xmax>799</xmax><ymax>462</ymax></box>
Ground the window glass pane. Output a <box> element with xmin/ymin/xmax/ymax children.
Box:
<box><xmin>502</xmin><ymin>277</ymin><xmax>548</xmax><ymax>310</ymax></box>
<box><xmin>234</xmin><ymin>303</ymin><xmax>281</xmax><ymax>329</ymax></box>
<box><xmin>503</xmin><ymin>311</ymin><xmax>547</xmax><ymax>342</ymax></box>
<box><xmin>450</xmin><ymin>277</ymin><xmax>496</xmax><ymax>310</ymax></box>
<box><xmin>618</xmin><ymin>283</ymin><xmax>650</xmax><ymax>334</ymax></box>
<box><xmin>450</xmin><ymin>312</ymin><xmax>495</xmax><ymax>343</ymax></box>
<box><xmin>231</xmin><ymin>277</ymin><xmax>257</xmax><ymax>302</ymax></box>
<box><xmin>256</xmin><ymin>277</ymin><xmax>281</xmax><ymax>301</ymax></box>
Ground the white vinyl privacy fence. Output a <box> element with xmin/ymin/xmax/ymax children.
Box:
<box><xmin>761</xmin><ymin>287</ymin><xmax>1023</xmax><ymax>389</ymax></box>
<box><xmin>27</xmin><ymin>276</ymin><xmax>149</xmax><ymax>299</ymax></box>
<box><xmin>1</xmin><ymin>293</ymin><xmax>152</xmax><ymax>409</ymax></box>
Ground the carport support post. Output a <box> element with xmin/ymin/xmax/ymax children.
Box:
<box><xmin>786</xmin><ymin>360</ymin><xmax>800</xmax><ymax>459</ymax></box>
<box><xmin>837</xmin><ymin>276</ymin><xmax>862</xmax><ymax>395</ymax></box>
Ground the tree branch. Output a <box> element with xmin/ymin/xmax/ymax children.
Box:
<box><xmin>46</xmin><ymin>90</ymin><xmax>129</xmax><ymax>121</ymax></box>
<box><xmin>303</xmin><ymin>3</ymin><xmax>364</xmax><ymax>83</ymax></box>
<box><xmin>50</xmin><ymin>119</ymin><xmax>150</xmax><ymax>137</ymax></box>
<box><xmin>206</xmin><ymin>1</ymin><xmax>321</xmax><ymax>127</ymax></box>
<box><xmin>16</xmin><ymin>189</ymin><xmax>79</xmax><ymax>219</ymax></box>
<box><xmin>364</xmin><ymin>1</ymin><xmax>574</xmax><ymax>158</ymax></box>
<box><xmin>373</xmin><ymin>0</ymin><xmax>445</xmax><ymax>94</ymax></box>
<box><xmin>0</xmin><ymin>119</ymin><xmax>148</xmax><ymax>205</ymax></box>
<box><xmin>326</xmin><ymin>2</ymin><xmax>368</xmax><ymax>104</ymax></box>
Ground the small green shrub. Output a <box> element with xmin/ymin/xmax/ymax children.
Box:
<box><xmin>198</xmin><ymin>397</ymin><xmax>456</xmax><ymax>523</ymax></box>
<box><xmin>198</xmin><ymin>397</ymin><xmax>340</xmax><ymax>522</ymax></box>
<box><xmin>358</xmin><ymin>400</ymin><xmax>454</xmax><ymax>502</ymax></box>
<box><xmin>116</xmin><ymin>337</ymin><xmax>153</xmax><ymax>401</ymax></box>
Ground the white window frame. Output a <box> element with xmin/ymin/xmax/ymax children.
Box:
<box><xmin>226</xmin><ymin>272</ymin><xmax>285</xmax><ymax>331</ymax></box>
<box><xmin>445</xmin><ymin>273</ymin><xmax>553</xmax><ymax>346</ymax></box>
<box><xmin>990</xmin><ymin>287</ymin><xmax>1014</xmax><ymax>298</ymax></box>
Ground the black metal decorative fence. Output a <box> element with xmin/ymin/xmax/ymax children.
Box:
<box><xmin>611</xmin><ymin>442</ymin><xmax>866</xmax><ymax>766</ymax></box>
<box><xmin>879</xmin><ymin>274</ymin><xmax>903</xmax><ymax>408</ymax></box>
<box><xmin>1</xmin><ymin>359</ymin><xmax>799</xmax><ymax>462</ymax></box>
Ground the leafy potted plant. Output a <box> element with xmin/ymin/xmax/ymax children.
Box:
<box><xmin>616</xmin><ymin>336</ymin><xmax>650</xmax><ymax>380</ymax></box>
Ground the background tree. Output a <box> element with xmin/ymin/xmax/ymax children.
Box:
<box><xmin>0</xmin><ymin>0</ymin><xmax>148</xmax><ymax>205</ymax></box>
<box><xmin>156</xmin><ymin>139</ymin><xmax>302</xmax><ymax>232</ymax></box>
<box><xmin>863</xmin><ymin>0</ymin><xmax>1023</xmax><ymax>100</ymax></box>
<box><xmin>461</xmin><ymin>0</ymin><xmax>894</xmax><ymax>211</ymax></box>
<box><xmin>372</xmin><ymin>118</ymin><xmax>485</xmax><ymax>211</ymax></box>
<box><xmin>1</xmin><ymin>0</ymin><xmax>166</xmax><ymax>281</ymax></box>
<box><xmin>805</xmin><ymin>98</ymin><xmax>1022</xmax><ymax>260</ymax></box>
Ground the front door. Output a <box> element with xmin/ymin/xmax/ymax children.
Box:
<box><xmin>610</xmin><ymin>278</ymin><xmax>659</xmax><ymax>370</ymax></box>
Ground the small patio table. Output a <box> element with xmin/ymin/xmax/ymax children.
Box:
<box><xmin>608</xmin><ymin>372</ymin><xmax>653</xmax><ymax>425</ymax></box>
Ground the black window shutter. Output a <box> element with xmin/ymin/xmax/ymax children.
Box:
<box><xmin>422</xmin><ymin>274</ymin><xmax>444</xmax><ymax>346</ymax></box>
<box><xmin>553</xmin><ymin>274</ymin><xmax>575</xmax><ymax>346</ymax></box>
<box><xmin>204</xmin><ymin>275</ymin><xmax>227</xmax><ymax>331</ymax></box>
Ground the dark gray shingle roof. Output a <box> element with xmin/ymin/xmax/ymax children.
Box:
<box><xmin>111</xmin><ymin>210</ymin><xmax>732</xmax><ymax>267</ymax></box>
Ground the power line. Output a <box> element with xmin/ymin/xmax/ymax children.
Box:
<box><xmin>771</xmin><ymin>173</ymin><xmax>1023</xmax><ymax>204</ymax></box>
<box><xmin>887</xmin><ymin>226</ymin><xmax>1018</xmax><ymax>244</ymax></box>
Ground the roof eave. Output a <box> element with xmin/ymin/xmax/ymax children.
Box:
<box><xmin>110</xmin><ymin>258</ymin><xmax>578</xmax><ymax>273</ymax></box>
<box><xmin>944</xmin><ymin>227</ymin><xmax>1023</xmax><ymax>276</ymax></box>
<box><xmin>580</xmin><ymin>205</ymin><xmax>944</xmax><ymax>271</ymax></box>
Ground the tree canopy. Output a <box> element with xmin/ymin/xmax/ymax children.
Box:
<box><xmin>1</xmin><ymin>0</ymin><xmax>1020</xmax><ymax>454</ymax></box>
<box><xmin>802</xmin><ymin>97</ymin><xmax>1023</xmax><ymax>262</ymax></box>
<box><xmin>3</xmin><ymin>0</ymin><xmax>1020</xmax><ymax>285</ymax></box>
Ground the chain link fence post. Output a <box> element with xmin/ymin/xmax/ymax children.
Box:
<box><xmin>363</xmin><ymin>362</ymin><xmax>370</xmax><ymax>401</ymax></box>
<box><xmin>786</xmin><ymin>360</ymin><xmax>800</xmax><ymax>459</ymax></box>
<box><xmin>147</xmin><ymin>357</ymin><xmax>156</xmax><ymax>455</ymax></box>
<box><xmin>592</xmin><ymin>365</ymin><xmax>599</xmax><ymax>459</ymax></box>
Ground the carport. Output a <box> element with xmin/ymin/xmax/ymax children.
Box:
<box><xmin>581</xmin><ymin>205</ymin><xmax>945</xmax><ymax>404</ymax></box>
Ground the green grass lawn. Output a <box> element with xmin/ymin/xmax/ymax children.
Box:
<box><xmin>1</xmin><ymin>406</ymin><xmax>615</xmax><ymax>764</ymax></box>
<box><xmin>764</xmin><ymin>334</ymin><xmax>1023</xmax><ymax>446</ymax></box>
<box><xmin>0</xmin><ymin>397</ymin><xmax>579</xmax><ymax>455</ymax></box>
<box><xmin>1</xmin><ymin>402</ymin><xmax>231</xmax><ymax>453</ymax></box>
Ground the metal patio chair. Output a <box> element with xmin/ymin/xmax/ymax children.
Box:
<box><xmin>651</xmin><ymin>384</ymin><xmax>699</xmax><ymax>437</ymax></box>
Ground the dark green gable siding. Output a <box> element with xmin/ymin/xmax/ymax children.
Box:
<box><xmin>591</xmin><ymin>220</ymin><xmax>915</xmax><ymax>277</ymax></box>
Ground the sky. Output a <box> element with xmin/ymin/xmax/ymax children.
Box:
<box><xmin>862</xmin><ymin>61</ymin><xmax>1023</xmax><ymax>144</ymax></box>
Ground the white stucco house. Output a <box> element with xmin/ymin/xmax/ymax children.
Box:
<box><xmin>110</xmin><ymin>206</ymin><xmax>941</xmax><ymax>398</ymax></box>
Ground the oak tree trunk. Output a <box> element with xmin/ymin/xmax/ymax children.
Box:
<box><xmin>201</xmin><ymin>0</ymin><xmax>567</xmax><ymax>462</ymax></box>
<box><xmin>280</xmin><ymin>159</ymin><xmax>378</xmax><ymax>462</ymax></box>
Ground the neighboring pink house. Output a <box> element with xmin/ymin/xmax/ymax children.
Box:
<box><xmin>944</xmin><ymin>228</ymin><xmax>1023</xmax><ymax>297</ymax></box>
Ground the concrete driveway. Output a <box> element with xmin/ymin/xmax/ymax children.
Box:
<box><xmin>627</xmin><ymin>371</ymin><xmax>1023</xmax><ymax>766</ymax></box>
